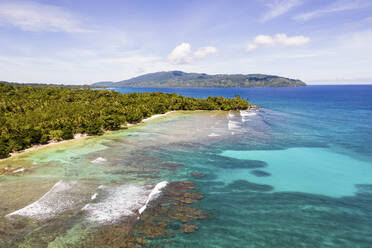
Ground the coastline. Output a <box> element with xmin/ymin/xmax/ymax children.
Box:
<box><xmin>0</xmin><ymin>111</ymin><xmax>176</xmax><ymax>166</ymax></box>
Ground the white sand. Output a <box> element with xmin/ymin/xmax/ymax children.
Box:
<box><xmin>7</xmin><ymin>133</ymin><xmax>87</xmax><ymax>160</ymax></box>
<box><xmin>141</xmin><ymin>111</ymin><xmax>175</xmax><ymax>123</ymax></box>
<box><xmin>2</xmin><ymin>112</ymin><xmax>176</xmax><ymax>162</ymax></box>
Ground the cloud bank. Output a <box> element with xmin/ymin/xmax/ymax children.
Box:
<box><xmin>246</xmin><ymin>34</ymin><xmax>310</xmax><ymax>52</ymax></box>
<box><xmin>0</xmin><ymin>1</ymin><xmax>89</xmax><ymax>32</ymax></box>
<box><xmin>167</xmin><ymin>43</ymin><xmax>193</xmax><ymax>65</ymax></box>
<box><xmin>168</xmin><ymin>43</ymin><xmax>218</xmax><ymax>64</ymax></box>
<box><xmin>194</xmin><ymin>46</ymin><xmax>218</xmax><ymax>58</ymax></box>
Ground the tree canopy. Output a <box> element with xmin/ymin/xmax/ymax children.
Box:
<box><xmin>0</xmin><ymin>82</ymin><xmax>250</xmax><ymax>158</ymax></box>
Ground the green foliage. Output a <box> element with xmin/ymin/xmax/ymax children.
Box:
<box><xmin>93</xmin><ymin>71</ymin><xmax>307</xmax><ymax>88</ymax></box>
<box><xmin>49</xmin><ymin>130</ymin><xmax>63</xmax><ymax>141</ymax></box>
<box><xmin>0</xmin><ymin>82</ymin><xmax>250</xmax><ymax>158</ymax></box>
<box><xmin>0</xmin><ymin>139</ymin><xmax>11</xmax><ymax>158</ymax></box>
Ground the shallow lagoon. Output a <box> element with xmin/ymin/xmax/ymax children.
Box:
<box><xmin>220</xmin><ymin>147</ymin><xmax>372</xmax><ymax>197</ymax></box>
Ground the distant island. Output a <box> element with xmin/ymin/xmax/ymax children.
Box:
<box><xmin>92</xmin><ymin>71</ymin><xmax>306</xmax><ymax>88</ymax></box>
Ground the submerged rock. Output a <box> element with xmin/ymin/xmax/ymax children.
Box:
<box><xmin>81</xmin><ymin>181</ymin><xmax>210</xmax><ymax>247</ymax></box>
<box><xmin>228</xmin><ymin>180</ymin><xmax>273</xmax><ymax>192</ymax></box>
<box><xmin>192</xmin><ymin>173</ymin><xmax>206</xmax><ymax>178</ymax></box>
<box><xmin>161</xmin><ymin>163</ymin><xmax>184</xmax><ymax>167</ymax></box>
<box><xmin>250</xmin><ymin>170</ymin><xmax>271</xmax><ymax>177</ymax></box>
<box><xmin>183</xmin><ymin>224</ymin><xmax>199</xmax><ymax>233</ymax></box>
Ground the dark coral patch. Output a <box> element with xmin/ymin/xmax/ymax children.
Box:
<box><xmin>82</xmin><ymin>181</ymin><xmax>210</xmax><ymax>248</ymax></box>
<box><xmin>192</xmin><ymin>173</ymin><xmax>206</xmax><ymax>178</ymax></box>
<box><xmin>250</xmin><ymin>170</ymin><xmax>271</xmax><ymax>177</ymax></box>
<box><xmin>228</xmin><ymin>180</ymin><xmax>273</xmax><ymax>192</ymax></box>
<box><xmin>206</xmin><ymin>155</ymin><xmax>268</xmax><ymax>169</ymax></box>
<box><xmin>161</xmin><ymin>163</ymin><xmax>184</xmax><ymax>168</ymax></box>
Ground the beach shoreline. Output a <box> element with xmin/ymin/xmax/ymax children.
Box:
<box><xmin>0</xmin><ymin>111</ymin><xmax>176</xmax><ymax>165</ymax></box>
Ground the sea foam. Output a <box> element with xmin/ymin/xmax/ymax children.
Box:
<box><xmin>91</xmin><ymin>157</ymin><xmax>106</xmax><ymax>164</ymax></box>
<box><xmin>139</xmin><ymin>181</ymin><xmax>168</xmax><ymax>215</ymax></box>
<box><xmin>228</xmin><ymin>120</ymin><xmax>241</xmax><ymax>131</ymax></box>
<box><xmin>82</xmin><ymin>182</ymin><xmax>168</xmax><ymax>224</ymax></box>
<box><xmin>240</xmin><ymin>110</ymin><xmax>257</xmax><ymax>117</ymax></box>
<box><xmin>6</xmin><ymin>180</ymin><xmax>83</xmax><ymax>220</ymax></box>
<box><xmin>240</xmin><ymin>110</ymin><xmax>257</xmax><ymax>122</ymax></box>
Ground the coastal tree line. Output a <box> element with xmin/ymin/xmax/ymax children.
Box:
<box><xmin>0</xmin><ymin>82</ymin><xmax>250</xmax><ymax>158</ymax></box>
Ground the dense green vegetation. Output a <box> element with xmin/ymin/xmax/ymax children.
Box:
<box><xmin>0</xmin><ymin>82</ymin><xmax>250</xmax><ymax>158</ymax></box>
<box><xmin>92</xmin><ymin>71</ymin><xmax>306</xmax><ymax>88</ymax></box>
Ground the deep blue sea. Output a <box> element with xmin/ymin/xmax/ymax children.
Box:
<box><xmin>113</xmin><ymin>85</ymin><xmax>372</xmax><ymax>247</ymax></box>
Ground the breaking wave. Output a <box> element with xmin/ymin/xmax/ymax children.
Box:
<box><xmin>6</xmin><ymin>181</ymin><xmax>84</xmax><ymax>220</ymax></box>
<box><xmin>82</xmin><ymin>181</ymin><xmax>168</xmax><ymax>224</ymax></box>
<box><xmin>139</xmin><ymin>181</ymin><xmax>168</xmax><ymax>215</ymax></box>
<box><xmin>228</xmin><ymin>120</ymin><xmax>242</xmax><ymax>131</ymax></box>
<box><xmin>240</xmin><ymin>110</ymin><xmax>257</xmax><ymax>117</ymax></box>
<box><xmin>91</xmin><ymin>157</ymin><xmax>106</xmax><ymax>164</ymax></box>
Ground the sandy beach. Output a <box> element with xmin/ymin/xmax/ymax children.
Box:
<box><xmin>0</xmin><ymin>111</ymin><xmax>176</xmax><ymax>164</ymax></box>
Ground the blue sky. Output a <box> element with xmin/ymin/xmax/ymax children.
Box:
<box><xmin>0</xmin><ymin>0</ymin><xmax>371</xmax><ymax>84</ymax></box>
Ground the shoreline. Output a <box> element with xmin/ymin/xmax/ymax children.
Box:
<box><xmin>0</xmin><ymin>111</ymin><xmax>176</xmax><ymax>165</ymax></box>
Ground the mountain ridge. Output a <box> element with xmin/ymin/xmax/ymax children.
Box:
<box><xmin>92</xmin><ymin>71</ymin><xmax>306</xmax><ymax>88</ymax></box>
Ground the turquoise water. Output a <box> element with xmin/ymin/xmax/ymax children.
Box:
<box><xmin>115</xmin><ymin>86</ymin><xmax>372</xmax><ymax>247</ymax></box>
<box><xmin>1</xmin><ymin>86</ymin><xmax>372</xmax><ymax>247</ymax></box>
<box><xmin>220</xmin><ymin>148</ymin><xmax>372</xmax><ymax>197</ymax></box>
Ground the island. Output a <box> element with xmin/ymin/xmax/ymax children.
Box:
<box><xmin>0</xmin><ymin>82</ymin><xmax>251</xmax><ymax>159</ymax></box>
<box><xmin>92</xmin><ymin>71</ymin><xmax>306</xmax><ymax>88</ymax></box>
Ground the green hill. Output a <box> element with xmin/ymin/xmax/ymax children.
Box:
<box><xmin>92</xmin><ymin>71</ymin><xmax>306</xmax><ymax>88</ymax></box>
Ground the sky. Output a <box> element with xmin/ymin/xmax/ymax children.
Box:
<box><xmin>0</xmin><ymin>0</ymin><xmax>371</xmax><ymax>85</ymax></box>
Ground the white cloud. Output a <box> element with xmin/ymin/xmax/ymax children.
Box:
<box><xmin>294</xmin><ymin>0</ymin><xmax>372</xmax><ymax>21</ymax></box>
<box><xmin>246</xmin><ymin>33</ymin><xmax>310</xmax><ymax>52</ymax></box>
<box><xmin>167</xmin><ymin>43</ymin><xmax>192</xmax><ymax>65</ymax></box>
<box><xmin>0</xmin><ymin>1</ymin><xmax>90</xmax><ymax>32</ymax></box>
<box><xmin>168</xmin><ymin>43</ymin><xmax>218</xmax><ymax>64</ymax></box>
<box><xmin>194</xmin><ymin>46</ymin><xmax>218</xmax><ymax>58</ymax></box>
<box><xmin>275</xmin><ymin>34</ymin><xmax>310</xmax><ymax>45</ymax></box>
<box><xmin>245</xmin><ymin>44</ymin><xmax>258</xmax><ymax>52</ymax></box>
<box><xmin>254</xmin><ymin>35</ymin><xmax>275</xmax><ymax>45</ymax></box>
<box><xmin>261</xmin><ymin>0</ymin><xmax>303</xmax><ymax>22</ymax></box>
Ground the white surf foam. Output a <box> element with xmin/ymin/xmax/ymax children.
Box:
<box><xmin>91</xmin><ymin>157</ymin><xmax>106</xmax><ymax>164</ymax></box>
<box><xmin>13</xmin><ymin>168</ymin><xmax>25</xmax><ymax>173</ymax></box>
<box><xmin>6</xmin><ymin>180</ymin><xmax>83</xmax><ymax>220</ymax></box>
<box><xmin>83</xmin><ymin>182</ymin><xmax>168</xmax><ymax>224</ymax></box>
<box><xmin>228</xmin><ymin>120</ymin><xmax>241</xmax><ymax>131</ymax></box>
<box><xmin>228</xmin><ymin>112</ymin><xmax>235</xmax><ymax>119</ymax></box>
<box><xmin>240</xmin><ymin>110</ymin><xmax>257</xmax><ymax>117</ymax></box>
<box><xmin>91</xmin><ymin>193</ymin><xmax>98</xmax><ymax>200</ymax></box>
<box><xmin>241</xmin><ymin>117</ymin><xmax>253</xmax><ymax>122</ymax></box>
<box><xmin>82</xmin><ymin>185</ymin><xmax>148</xmax><ymax>223</ymax></box>
<box><xmin>138</xmin><ymin>181</ymin><xmax>168</xmax><ymax>215</ymax></box>
<box><xmin>208</xmin><ymin>133</ymin><xmax>220</xmax><ymax>137</ymax></box>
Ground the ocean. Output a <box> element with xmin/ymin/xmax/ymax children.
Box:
<box><xmin>1</xmin><ymin>85</ymin><xmax>371</xmax><ymax>247</ymax></box>
<box><xmin>114</xmin><ymin>85</ymin><xmax>372</xmax><ymax>247</ymax></box>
